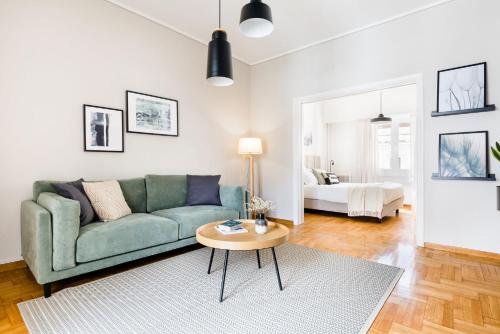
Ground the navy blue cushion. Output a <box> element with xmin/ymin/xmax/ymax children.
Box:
<box><xmin>186</xmin><ymin>175</ymin><xmax>222</xmax><ymax>206</ymax></box>
<box><xmin>52</xmin><ymin>179</ymin><xmax>97</xmax><ymax>226</ymax></box>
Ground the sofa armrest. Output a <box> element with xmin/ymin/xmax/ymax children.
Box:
<box><xmin>37</xmin><ymin>192</ymin><xmax>80</xmax><ymax>271</ymax></box>
<box><xmin>21</xmin><ymin>200</ymin><xmax>53</xmax><ymax>284</ymax></box>
<box><xmin>220</xmin><ymin>185</ymin><xmax>248</xmax><ymax>219</ymax></box>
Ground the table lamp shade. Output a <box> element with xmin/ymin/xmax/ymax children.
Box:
<box><xmin>238</xmin><ymin>138</ymin><xmax>262</xmax><ymax>155</ymax></box>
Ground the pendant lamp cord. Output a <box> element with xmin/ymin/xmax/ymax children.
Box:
<box><xmin>218</xmin><ymin>0</ymin><xmax>221</xmax><ymax>28</ymax></box>
<box><xmin>380</xmin><ymin>91</ymin><xmax>383</xmax><ymax>114</ymax></box>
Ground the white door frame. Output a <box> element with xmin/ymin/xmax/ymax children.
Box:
<box><xmin>292</xmin><ymin>74</ymin><xmax>425</xmax><ymax>246</ymax></box>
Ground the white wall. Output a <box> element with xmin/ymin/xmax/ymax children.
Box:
<box><xmin>250</xmin><ymin>0</ymin><xmax>500</xmax><ymax>253</ymax></box>
<box><xmin>326</xmin><ymin>121</ymin><xmax>359</xmax><ymax>178</ymax></box>
<box><xmin>0</xmin><ymin>0</ymin><xmax>251</xmax><ymax>263</ymax></box>
<box><xmin>321</xmin><ymin>86</ymin><xmax>416</xmax><ymax>203</ymax></box>
<box><xmin>302</xmin><ymin>103</ymin><xmax>326</xmax><ymax>168</ymax></box>
<box><xmin>322</xmin><ymin>85</ymin><xmax>416</xmax><ymax>178</ymax></box>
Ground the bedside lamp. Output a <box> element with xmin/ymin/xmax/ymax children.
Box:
<box><xmin>238</xmin><ymin>138</ymin><xmax>262</xmax><ymax>198</ymax></box>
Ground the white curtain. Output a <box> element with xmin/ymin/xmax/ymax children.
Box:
<box><xmin>357</xmin><ymin>119</ymin><xmax>376</xmax><ymax>183</ymax></box>
<box><xmin>409</xmin><ymin>114</ymin><xmax>417</xmax><ymax>206</ymax></box>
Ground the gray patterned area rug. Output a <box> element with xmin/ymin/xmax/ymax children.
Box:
<box><xmin>18</xmin><ymin>244</ymin><xmax>403</xmax><ymax>334</ymax></box>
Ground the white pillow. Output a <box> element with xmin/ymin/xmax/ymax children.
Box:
<box><xmin>83</xmin><ymin>181</ymin><xmax>131</xmax><ymax>221</ymax></box>
<box><xmin>303</xmin><ymin>168</ymin><xmax>318</xmax><ymax>185</ymax></box>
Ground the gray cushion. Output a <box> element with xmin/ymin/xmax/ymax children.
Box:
<box><xmin>145</xmin><ymin>175</ymin><xmax>187</xmax><ymax>212</ymax></box>
<box><xmin>186</xmin><ymin>175</ymin><xmax>222</xmax><ymax>206</ymax></box>
<box><xmin>51</xmin><ymin>179</ymin><xmax>96</xmax><ymax>226</ymax></box>
<box><xmin>152</xmin><ymin>206</ymin><xmax>239</xmax><ymax>239</ymax></box>
<box><xmin>76</xmin><ymin>213</ymin><xmax>179</xmax><ymax>263</ymax></box>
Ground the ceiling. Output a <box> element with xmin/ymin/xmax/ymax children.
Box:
<box><xmin>302</xmin><ymin>85</ymin><xmax>417</xmax><ymax>124</ymax></box>
<box><xmin>319</xmin><ymin>84</ymin><xmax>417</xmax><ymax>124</ymax></box>
<box><xmin>105</xmin><ymin>0</ymin><xmax>454</xmax><ymax>65</ymax></box>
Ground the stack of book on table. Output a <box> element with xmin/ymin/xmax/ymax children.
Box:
<box><xmin>215</xmin><ymin>219</ymin><xmax>248</xmax><ymax>235</ymax></box>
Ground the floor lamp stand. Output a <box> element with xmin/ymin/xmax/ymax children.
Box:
<box><xmin>248</xmin><ymin>154</ymin><xmax>255</xmax><ymax>199</ymax></box>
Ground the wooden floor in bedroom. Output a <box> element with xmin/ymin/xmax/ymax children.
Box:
<box><xmin>0</xmin><ymin>209</ymin><xmax>499</xmax><ymax>333</ymax></box>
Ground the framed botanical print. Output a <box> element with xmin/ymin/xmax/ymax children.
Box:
<box><xmin>126</xmin><ymin>91</ymin><xmax>179</xmax><ymax>136</ymax></box>
<box><xmin>437</xmin><ymin>62</ymin><xmax>486</xmax><ymax>113</ymax></box>
<box><xmin>83</xmin><ymin>105</ymin><xmax>124</xmax><ymax>152</ymax></box>
<box><xmin>439</xmin><ymin>131</ymin><xmax>488</xmax><ymax>178</ymax></box>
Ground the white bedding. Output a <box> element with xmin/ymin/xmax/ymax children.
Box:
<box><xmin>303</xmin><ymin>182</ymin><xmax>404</xmax><ymax>205</ymax></box>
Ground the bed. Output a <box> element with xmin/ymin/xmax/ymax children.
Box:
<box><xmin>303</xmin><ymin>182</ymin><xmax>405</xmax><ymax>221</ymax></box>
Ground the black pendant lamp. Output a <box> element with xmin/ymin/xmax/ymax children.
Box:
<box><xmin>371</xmin><ymin>91</ymin><xmax>392</xmax><ymax>123</ymax></box>
<box><xmin>207</xmin><ymin>0</ymin><xmax>233</xmax><ymax>86</ymax></box>
<box><xmin>240</xmin><ymin>0</ymin><xmax>273</xmax><ymax>38</ymax></box>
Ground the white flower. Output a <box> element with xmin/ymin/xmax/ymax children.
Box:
<box><xmin>246</xmin><ymin>196</ymin><xmax>275</xmax><ymax>214</ymax></box>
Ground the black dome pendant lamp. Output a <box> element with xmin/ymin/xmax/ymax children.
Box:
<box><xmin>240</xmin><ymin>0</ymin><xmax>273</xmax><ymax>38</ymax></box>
<box><xmin>371</xmin><ymin>113</ymin><xmax>392</xmax><ymax>123</ymax></box>
<box><xmin>371</xmin><ymin>91</ymin><xmax>392</xmax><ymax>123</ymax></box>
<box><xmin>207</xmin><ymin>0</ymin><xmax>233</xmax><ymax>86</ymax></box>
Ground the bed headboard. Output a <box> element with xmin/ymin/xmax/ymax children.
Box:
<box><xmin>304</xmin><ymin>155</ymin><xmax>321</xmax><ymax>169</ymax></box>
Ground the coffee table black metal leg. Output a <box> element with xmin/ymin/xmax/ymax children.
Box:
<box><xmin>219</xmin><ymin>250</ymin><xmax>229</xmax><ymax>302</ymax></box>
<box><xmin>256</xmin><ymin>249</ymin><xmax>261</xmax><ymax>269</ymax></box>
<box><xmin>271</xmin><ymin>247</ymin><xmax>283</xmax><ymax>291</ymax></box>
<box><xmin>207</xmin><ymin>248</ymin><xmax>215</xmax><ymax>274</ymax></box>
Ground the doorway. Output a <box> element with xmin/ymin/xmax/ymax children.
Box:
<box><xmin>292</xmin><ymin>75</ymin><xmax>424</xmax><ymax>246</ymax></box>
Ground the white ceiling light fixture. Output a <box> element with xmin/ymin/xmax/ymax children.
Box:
<box><xmin>239</xmin><ymin>0</ymin><xmax>274</xmax><ymax>38</ymax></box>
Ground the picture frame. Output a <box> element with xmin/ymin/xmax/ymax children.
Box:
<box><xmin>126</xmin><ymin>90</ymin><xmax>179</xmax><ymax>136</ymax></box>
<box><xmin>83</xmin><ymin>105</ymin><xmax>124</xmax><ymax>153</ymax></box>
<box><xmin>436</xmin><ymin>62</ymin><xmax>487</xmax><ymax>114</ymax></box>
<box><xmin>438</xmin><ymin>131</ymin><xmax>489</xmax><ymax>179</ymax></box>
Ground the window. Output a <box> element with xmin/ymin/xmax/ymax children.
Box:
<box><xmin>375</xmin><ymin>120</ymin><xmax>412</xmax><ymax>176</ymax></box>
<box><xmin>398</xmin><ymin>123</ymin><xmax>411</xmax><ymax>170</ymax></box>
<box><xmin>376</xmin><ymin>125</ymin><xmax>391</xmax><ymax>170</ymax></box>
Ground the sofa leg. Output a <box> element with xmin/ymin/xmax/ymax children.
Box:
<box><xmin>43</xmin><ymin>283</ymin><xmax>52</xmax><ymax>298</ymax></box>
<box><xmin>395</xmin><ymin>209</ymin><xmax>400</xmax><ymax>216</ymax></box>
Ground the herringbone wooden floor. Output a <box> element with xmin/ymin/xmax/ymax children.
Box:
<box><xmin>293</xmin><ymin>210</ymin><xmax>500</xmax><ymax>334</ymax></box>
<box><xmin>0</xmin><ymin>210</ymin><xmax>499</xmax><ymax>333</ymax></box>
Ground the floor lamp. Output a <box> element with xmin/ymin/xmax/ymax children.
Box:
<box><xmin>238</xmin><ymin>138</ymin><xmax>262</xmax><ymax>199</ymax></box>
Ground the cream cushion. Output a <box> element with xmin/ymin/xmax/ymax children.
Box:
<box><xmin>83</xmin><ymin>181</ymin><xmax>132</xmax><ymax>221</ymax></box>
<box><xmin>312</xmin><ymin>169</ymin><xmax>327</xmax><ymax>185</ymax></box>
<box><xmin>303</xmin><ymin>168</ymin><xmax>318</xmax><ymax>185</ymax></box>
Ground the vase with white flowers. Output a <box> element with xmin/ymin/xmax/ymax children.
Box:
<box><xmin>247</xmin><ymin>196</ymin><xmax>275</xmax><ymax>234</ymax></box>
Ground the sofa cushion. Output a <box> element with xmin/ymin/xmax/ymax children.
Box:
<box><xmin>76</xmin><ymin>213</ymin><xmax>178</xmax><ymax>263</ymax></box>
<box><xmin>119</xmin><ymin>178</ymin><xmax>147</xmax><ymax>213</ymax></box>
<box><xmin>83</xmin><ymin>181</ymin><xmax>132</xmax><ymax>221</ymax></box>
<box><xmin>51</xmin><ymin>179</ymin><xmax>97</xmax><ymax>226</ymax></box>
<box><xmin>151</xmin><ymin>206</ymin><xmax>239</xmax><ymax>239</ymax></box>
<box><xmin>186</xmin><ymin>175</ymin><xmax>222</xmax><ymax>206</ymax></box>
<box><xmin>145</xmin><ymin>175</ymin><xmax>187</xmax><ymax>212</ymax></box>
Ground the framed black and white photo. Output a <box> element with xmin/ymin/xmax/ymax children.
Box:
<box><xmin>126</xmin><ymin>91</ymin><xmax>178</xmax><ymax>136</ymax></box>
<box><xmin>439</xmin><ymin>131</ymin><xmax>488</xmax><ymax>178</ymax></box>
<box><xmin>83</xmin><ymin>105</ymin><xmax>124</xmax><ymax>152</ymax></box>
<box><xmin>437</xmin><ymin>62</ymin><xmax>486</xmax><ymax>113</ymax></box>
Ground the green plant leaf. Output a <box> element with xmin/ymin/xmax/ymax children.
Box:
<box><xmin>496</xmin><ymin>141</ymin><xmax>500</xmax><ymax>152</ymax></box>
<box><xmin>492</xmin><ymin>146</ymin><xmax>500</xmax><ymax>163</ymax></box>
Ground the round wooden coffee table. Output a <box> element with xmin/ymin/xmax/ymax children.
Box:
<box><xmin>196</xmin><ymin>220</ymin><xmax>289</xmax><ymax>302</ymax></box>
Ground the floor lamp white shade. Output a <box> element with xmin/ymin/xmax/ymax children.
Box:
<box><xmin>238</xmin><ymin>138</ymin><xmax>262</xmax><ymax>198</ymax></box>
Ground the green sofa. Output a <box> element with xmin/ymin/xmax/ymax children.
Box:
<box><xmin>21</xmin><ymin>175</ymin><xmax>247</xmax><ymax>297</ymax></box>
